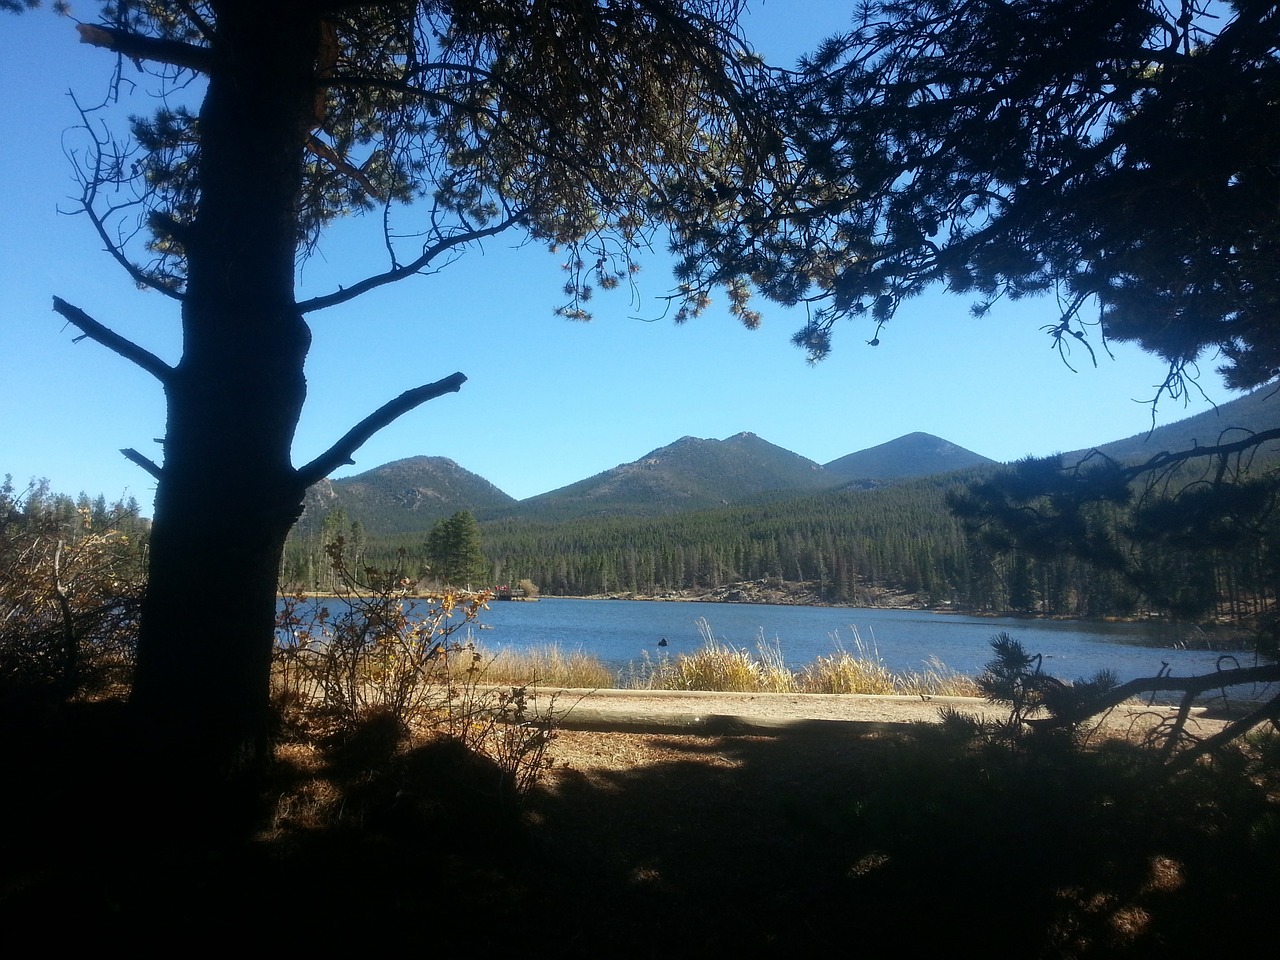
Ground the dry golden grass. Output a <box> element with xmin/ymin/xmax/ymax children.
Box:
<box><xmin>801</xmin><ymin>650</ymin><xmax>979</xmax><ymax>697</ymax></box>
<box><xmin>619</xmin><ymin>621</ymin><xmax>979</xmax><ymax>696</ymax></box>
<box><xmin>479</xmin><ymin>644</ymin><xmax>616</xmax><ymax>689</ymax></box>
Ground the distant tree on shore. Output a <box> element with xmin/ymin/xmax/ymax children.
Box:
<box><xmin>425</xmin><ymin>510</ymin><xmax>488</xmax><ymax>589</ymax></box>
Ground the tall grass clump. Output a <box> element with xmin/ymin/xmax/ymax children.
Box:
<box><xmin>801</xmin><ymin>637</ymin><xmax>897</xmax><ymax>695</ymax></box>
<box><xmin>799</xmin><ymin>628</ymin><xmax>980</xmax><ymax>697</ymax></box>
<box><xmin>798</xmin><ymin>632</ymin><xmax>977</xmax><ymax>701</ymax></box>
<box><xmin>905</xmin><ymin>656</ymin><xmax>982</xmax><ymax>697</ymax></box>
<box><xmin>624</xmin><ymin>622</ymin><xmax>979</xmax><ymax>697</ymax></box>
<box><xmin>629</xmin><ymin>619</ymin><xmax>797</xmax><ymax>693</ymax></box>
<box><xmin>482</xmin><ymin>643</ymin><xmax>615</xmax><ymax>689</ymax></box>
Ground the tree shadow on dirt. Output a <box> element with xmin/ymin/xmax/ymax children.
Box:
<box><xmin>527</xmin><ymin>722</ymin><xmax>1279</xmax><ymax>956</ymax></box>
<box><xmin>2</xmin><ymin>702</ymin><xmax>1277</xmax><ymax>955</ymax></box>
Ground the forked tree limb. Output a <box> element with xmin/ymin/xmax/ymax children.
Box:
<box><xmin>1029</xmin><ymin>661</ymin><xmax>1280</xmax><ymax>766</ymax></box>
<box><xmin>1166</xmin><ymin>692</ymin><xmax>1280</xmax><ymax>773</ymax></box>
<box><xmin>1103</xmin><ymin>427</ymin><xmax>1280</xmax><ymax>481</ymax></box>
<box><xmin>296</xmin><ymin>372</ymin><xmax>467</xmax><ymax>487</ymax></box>
<box><xmin>52</xmin><ymin>297</ymin><xmax>174</xmax><ymax>385</ymax></box>
<box><xmin>298</xmin><ymin>215</ymin><xmax>523</xmax><ymax>313</ymax></box>
<box><xmin>1030</xmin><ymin>662</ymin><xmax>1280</xmax><ymax>731</ymax></box>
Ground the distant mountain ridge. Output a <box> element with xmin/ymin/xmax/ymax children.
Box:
<box><xmin>299</xmin><ymin>431</ymin><xmax>997</xmax><ymax>533</ymax></box>
<box><xmin>295</xmin><ymin>389</ymin><xmax>1277</xmax><ymax>536</ymax></box>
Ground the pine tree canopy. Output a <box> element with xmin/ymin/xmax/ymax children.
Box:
<box><xmin>678</xmin><ymin>0</ymin><xmax>1280</xmax><ymax>395</ymax></box>
<box><xmin>65</xmin><ymin>0</ymin><xmax>782</xmax><ymax>323</ymax></box>
<box><xmin>424</xmin><ymin>509</ymin><xmax>487</xmax><ymax>587</ymax></box>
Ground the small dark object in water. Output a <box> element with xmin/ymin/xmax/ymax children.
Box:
<box><xmin>658</xmin><ymin>638</ymin><xmax>668</xmax><ymax>647</ymax></box>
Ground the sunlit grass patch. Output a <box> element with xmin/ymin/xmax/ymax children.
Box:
<box><xmin>800</xmin><ymin>649</ymin><xmax>897</xmax><ymax>695</ymax></box>
<box><xmin>665</xmin><ymin>639</ymin><xmax>796</xmax><ymax>693</ymax></box>
<box><xmin>624</xmin><ymin>621</ymin><xmax>979</xmax><ymax>697</ymax></box>
<box><xmin>799</xmin><ymin>628</ymin><xmax>979</xmax><ymax>697</ymax></box>
<box><xmin>622</xmin><ymin>619</ymin><xmax>796</xmax><ymax>692</ymax></box>
<box><xmin>481</xmin><ymin>643</ymin><xmax>616</xmax><ymax>689</ymax></box>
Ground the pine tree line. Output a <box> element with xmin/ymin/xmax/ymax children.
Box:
<box><xmin>282</xmin><ymin>460</ymin><xmax>1279</xmax><ymax>627</ymax></box>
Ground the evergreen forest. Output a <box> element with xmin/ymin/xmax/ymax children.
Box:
<box><xmin>282</xmin><ymin>431</ymin><xmax>1280</xmax><ymax>629</ymax></box>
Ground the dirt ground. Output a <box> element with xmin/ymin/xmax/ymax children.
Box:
<box><xmin>3</xmin><ymin>690</ymin><xmax>1269</xmax><ymax>955</ymax></box>
<box><xmin>500</xmin><ymin>690</ymin><xmax>1272</xmax><ymax>956</ymax></box>
<box><xmin>530</xmin><ymin>688</ymin><xmax>1230</xmax><ymax>771</ymax></box>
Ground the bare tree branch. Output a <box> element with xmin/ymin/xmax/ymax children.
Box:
<box><xmin>66</xmin><ymin>91</ymin><xmax>187</xmax><ymax>302</ymax></box>
<box><xmin>1030</xmin><ymin>662</ymin><xmax>1280</xmax><ymax>733</ymax></box>
<box><xmin>121</xmin><ymin>447</ymin><xmax>163</xmax><ymax>480</ymax></box>
<box><xmin>52</xmin><ymin>297</ymin><xmax>173</xmax><ymax>384</ymax></box>
<box><xmin>297</xmin><ymin>216</ymin><xmax>523</xmax><ymax>313</ymax></box>
<box><xmin>76</xmin><ymin>23</ymin><xmax>212</xmax><ymax>74</ymax></box>
<box><xmin>1167</xmin><ymin>692</ymin><xmax>1280</xmax><ymax>773</ymax></box>
<box><xmin>1108</xmin><ymin>428</ymin><xmax>1280</xmax><ymax>482</ymax></box>
<box><xmin>297</xmin><ymin>372</ymin><xmax>467</xmax><ymax>486</ymax></box>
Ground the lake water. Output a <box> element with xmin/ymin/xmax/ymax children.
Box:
<box><xmin>453</xmin><ymin>598</ymin><xmax>1253</xmax><ymax>686</ymax></box>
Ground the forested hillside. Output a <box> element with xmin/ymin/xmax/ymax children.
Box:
<box><xmin>290</xmin><ymin>464</ymin><xmax>1158</xmax><ymax>615</ymax></box>
<box><xmin>508</xmin><ymin>432</ymin><xmax>835</xmax><ymax>520</ymax></box>
<box><xmin>281</xmin><ymin>389</ymin><xmax>1280</xmax><ymax>622</ymax></box>
<box><xmin>468</xmin><ymin>473</ymin><xmax>981</xmax><ymax>601</ymax></box>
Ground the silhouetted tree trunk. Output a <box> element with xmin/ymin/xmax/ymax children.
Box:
<box><xmin>38</xmin><ymin>0</ymin><xmax>775</xmax><ymax>793</ymax></box>
<box><xmin>128</xmin><ymin>8</ymin><xmax>320</xmax><ymax>782</ymax></box>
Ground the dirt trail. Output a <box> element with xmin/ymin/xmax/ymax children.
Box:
<box><xmin>528</xmin><ymin>686</ymin><xmax>1227</xmax><ymax>738</ymax></box>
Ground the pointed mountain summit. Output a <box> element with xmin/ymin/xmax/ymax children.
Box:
<box><xmin>301</xmin><ymin>456</ymin><xmax>515</xmax><ymax>536</ymax></box>
<box><xmin>824</xmin><ymin>432</ymin><xmax>996</xmax><ymax>481</ymax></box>
<box><xmin>519</xmin><ymin>431</ymin><xmax>831</xmax><ymax>518</ymax></box>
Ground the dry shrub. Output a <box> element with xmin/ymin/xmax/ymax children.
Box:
<box><xmin>0</xmin><ymin>478</ymin><xmax>144</xmax><ymax>702</ymax></box>
<box><xmin>273</xmin><ymin>544</ymin><xmax>557</xmax><ymax>800</ymax></box>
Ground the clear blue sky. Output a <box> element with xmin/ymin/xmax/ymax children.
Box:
<box><xmin>0</xmin><ymin>4</ymin><xmax>1240</xmax><ymax>512</ymax></box>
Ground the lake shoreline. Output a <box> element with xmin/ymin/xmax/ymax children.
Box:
<box><xmin>552</xmin><ymin>580</ymin><xmax>1236</xmax><ymax>633</ymax></box>
<box><xmin>280</xmin><ymin>578</ymin><xmax>1223</xmax><ymax>632</ymax></box>
<box><xmin>278</xmin><ymin>590</ymin><xmax>1257</xmax><ymax>674</ymax></box>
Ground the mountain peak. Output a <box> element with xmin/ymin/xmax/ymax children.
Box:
<box><xmin>824</xmin><ymin>433</ymin><xmax>995</xmax><ymax>481</ymax></box>
<box><xmin>297</xmin><ymin>455</ymin><xmax>515</xmax><ymax>537</ymax></box>
<box><xmin>522</xmin><ymin>431</ymin><xmax>828</xmax><ymax>518</ymax></box>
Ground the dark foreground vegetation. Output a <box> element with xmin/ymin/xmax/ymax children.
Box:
<box><xmin>3</xmin><ymin>689</ymin><xmax>1278</xmax><ymax>955</ymax></box>
<box><xmin>4</xmin><ymin>482</ymin><xmax>1278</xmax><ymax>954</ymax></box>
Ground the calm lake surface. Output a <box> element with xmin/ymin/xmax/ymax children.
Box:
<box><xmin>453</xmin><ymin>598</ymin><xmax>1248</xmax><ymax>685</ymax></box>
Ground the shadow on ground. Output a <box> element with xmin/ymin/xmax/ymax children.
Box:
<box><xmin>2</xmin><ymin>700</ymin><xmax>1277</xmax><ymax>955</ymax></box>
